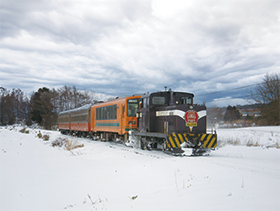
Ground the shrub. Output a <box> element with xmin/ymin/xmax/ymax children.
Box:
<box><xmin>52</xmin><ymin>137</ymin><xmax>66</xmax><ymax>147</ymax></box>
<box><xmin>37</xmin><ymin>131</ymin><xmax>42</xmax><ymax>138</ymax></box>
<box><xmin>25</xmin><ymin>130</ymin><xmax>29</xmax><ymax>134</ymax></box>
<box><xmin>19</xmin><ymin>128</ymin><xmax>26</xmax><ymax>133</ymax></box>
<box><xmin>42</xmin><ymin>135</ymin><xmax>49</xmax><ymax>141</ymax></box>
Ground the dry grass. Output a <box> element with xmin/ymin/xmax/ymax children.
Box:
<box><xmin>246</xmin><ymin>141</ymin><xmax>254</xmax><ymax>147</ymax></box>
<box><xmin>65</xmin><ymin>140</ymin><xmax>84</xmax><ymax>151</ymax></box>
<box><xmin>232</xmin><ymin>139</ymin><xmax>240</xmax><ymax>146</ymax></box>
<box><xmin>247</xmin><ymin>141</ymin><xmax>261</xmax><ymax>147</ymax></box>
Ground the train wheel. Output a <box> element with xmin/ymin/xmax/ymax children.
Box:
<box><xmin>140</xmin><ymin>138</ymin><xmax>146</xmax><ymax>150</ymax></box>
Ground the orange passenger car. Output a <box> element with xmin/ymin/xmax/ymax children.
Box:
<box><xmin>58</xmin><ymin>104</ymin><xmax>91</xmax><ymax>135</ymax></box>
<box><xmin>91</xmin><ymin>95</ymin><xmax>141</xmax><ymax>140</ymax></box>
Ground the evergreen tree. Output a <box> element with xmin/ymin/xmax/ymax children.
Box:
<box><xmin>30</xmin><ymin>87</ymin><xmax>56</xmax><ymax>129</ymax></box>
<box><xmin>224</xmin><ymin>106</ymin><xmax>241</xmax><ymax>122</ymax></box>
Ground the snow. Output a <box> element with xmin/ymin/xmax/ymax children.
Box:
<box><xmin>217</xmin><ymin>126</ymin><xmax>280</xmax><ymax>148</ymax></box>
<box><xmin>59</xmin><ymin>103</ymin><xmax>92</xmax><ymax>115</ymax></box>
<box><xmin>1</xmin><ymin>126</ymin><xmax>280</xmax><ymax>211</ymax></box>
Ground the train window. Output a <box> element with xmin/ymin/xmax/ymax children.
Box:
<box><xmin>109</xmin><ymin>106</ymin><xmax>117</xmax><ymax>119</ymax></box>
<box><xmin>106</xmin><ymin>107</ymin><xmax>110</xmax><ymax>119</ymax></box>
<box><xmin>127</xmin><ymin>98</ymin><xmax>140</xmax><ymax>117</ymax></box>
<box><xmin>180</xmin><ymin>97</ymin><xmax>192</xmax><ymax>105</ymax></box>
<box><xmin>58</xmin><ymin>116</ymin><xmax>69</xmax><ymax>123</ymax></box>
<box><xmin>143</xmin><ymin>98</ymin><xmax>146</xmax><ymax>108</ymax></box>
<box><xmin>97</xmin><ymin>109</ymin><xmax>100</xmax><ymax>120</ymax></box>
<box><xmin>109</xmin><ymin>107</ymin><xmax>113</xmax><ymax>119</ymax></box>
<box><xmin>152</xmin><ymin>96</ymin><xmax>165</xmax><ymax>105</ymax></box>
<box><xmin>102</xmin><ymin>108</ymin><xmax>105</xmax><ymax>119</ymax></box>
<box><xmin>143</xmin><ymin>98</ymin><xmax>147</xmax><ymax>108</ymax></box>
<box><xmin>71</xmin><ymin>114</ymin><xmax>87</xmax><ymax>122</ymax></box>
<box><xmin>96</xmin><ymin>105</ymin><xmax>117</xmax><ymax>120</ymax></box>
<box><xmin>142</xmin><ymin>98</ymin><xmax>149</xmax><ymax>108</ymax></box>
<box><xmin>139</xmin><ymin>100</ymin><xmax>143</xmax><ymax>109</ymax></box>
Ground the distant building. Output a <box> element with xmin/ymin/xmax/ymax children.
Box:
<box><xmin>239</xmin><ymin>109</ymin><xmax>261</xmax><ymax>118</ymax></box>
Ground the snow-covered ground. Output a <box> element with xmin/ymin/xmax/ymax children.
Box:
<box><xmin>1</xmin><ymin>126</ymin><xmax>279</xmax><ymax>211</ymax></box>
<box><xmin>217</xmin><ymin>126</ymin><xmax>280</xmax><ymax>148</ymax></box>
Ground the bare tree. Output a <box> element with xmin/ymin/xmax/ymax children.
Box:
<box><xmin>0</xmin><ymin>87</ymin><xmax>7</xmax><ymax>125</ymax></box>
<box><xmin>57</xmin><ymin>85</ymin><xmax>92</xmax><ymax>112</ymax></box>
<box><xmin>250</xmin><ymin>73</ymin><xmax>280</xmax><ymax>125</ymax></box>
<box><xmin>0</xmin><ymin>88</ymin><xmax>31</xmax><ymax>125</ymax></box>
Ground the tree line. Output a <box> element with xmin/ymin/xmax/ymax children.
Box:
<box><xmin>0</xmin><ymin>85</ymin><xmax>94</xmax><ymax>129</ymax></box>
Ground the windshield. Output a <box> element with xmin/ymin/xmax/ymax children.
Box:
<box><xmin>127</xmin><ymin>98</ymin><xmax>140</xmax><ymax>117</ymax></box>
<box><xmin>152</xmin><ymin>96</ymin><xmax>165</xmax><ymax>105</ymax></box>
<box><xmin>180</xmin><ymin>96</ymin><xmax>192</xmax><ymax>105</ymax></box>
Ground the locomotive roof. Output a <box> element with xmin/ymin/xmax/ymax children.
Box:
<box><xmin>141</xmin><ymin>90</ymin><xmax>194</xmax><ymax>98</ymax></box>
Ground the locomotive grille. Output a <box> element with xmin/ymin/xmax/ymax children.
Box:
<box><xmin>166</xmin><ymin>133</ymin><xmax>217</xmax><ymax>149</ymax></box>
<box><xmin>200</xmin><ymin>134</ymin><xmax>218</xmax><ymax>148</ymax></box>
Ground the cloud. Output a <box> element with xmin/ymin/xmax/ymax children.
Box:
<box><xmin>207</xmin><ymin>96</ymin><xmax>256</xmax><ymax>108</ymax></box>
<box><xmin>0</xmin><ymin>0</ymin><xmax>280</xmax><ymax>104</ymax></box>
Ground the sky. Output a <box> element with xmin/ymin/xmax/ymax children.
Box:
<box><xmin>1</xmin><ymin>0</ymin><xmax>280</xmax><ymax>107</ymax></box>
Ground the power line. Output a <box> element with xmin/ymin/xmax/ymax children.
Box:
<box><xmin>196</xmin><ymin>82</ymin><xmax>261</xmax><ymax>97</ymax></box>
<box><xmin>195</xmin><ymin>75</ymin><xmax>279</xmax><ymax>104</ymax></box>
<box><xmin>197</xmin><ymin>77</ymin><xmax>280</xmax><ymax>98</ymax></box>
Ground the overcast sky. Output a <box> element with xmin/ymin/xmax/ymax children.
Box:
<box><xmin>1</xmin><ymin>0</ymin><xmax>280</xmax><ymax>107</ymax></box>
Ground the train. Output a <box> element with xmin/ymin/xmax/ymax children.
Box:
<box><xmin>58</xmin><ymin>89</ymin><xmax>217</xmax><ymax>155</ymax></box>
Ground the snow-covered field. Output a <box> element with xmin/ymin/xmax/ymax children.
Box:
<box><xmin>1</xmin><ymin>126</ymin><xmax>279</xmax><ymax>211</ymax></box>
<box><xmin>217</xmin><ymin>126</ymin><xmax>280</xmax><ymax>148</ymax></box>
